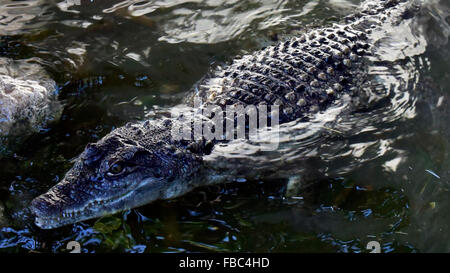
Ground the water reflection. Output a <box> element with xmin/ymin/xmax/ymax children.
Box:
<box><xmin>0</xmin><ymin>0</ymin><xmax>53</xmax><ymax>36</ymax></box>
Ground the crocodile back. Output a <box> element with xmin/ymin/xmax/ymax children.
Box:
<box><xmin>187</xmin><ymin>0</ymin><xmax>419</xmax><ymax>123</ymax></box>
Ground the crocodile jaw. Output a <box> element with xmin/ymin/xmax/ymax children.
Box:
<box><xmin>31</xmin><ymin>176</ymin><xmax>162</xmax><ymax>229</ymax></box>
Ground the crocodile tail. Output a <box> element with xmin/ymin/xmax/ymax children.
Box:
<box><xmin>344</xmin><ymin>0</ymin><xmax>422</xmax><ymax>29</ymax></box>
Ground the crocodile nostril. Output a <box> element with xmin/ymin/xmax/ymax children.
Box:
<box><xmin>30</xmin><ymin>197</ymin><xmax>47</xmax><ymax>215</ymax></box>
<box><xmin>30</xmin><ymin>195</ymin><xmax>56</xmax><ymax>218</ymax></box>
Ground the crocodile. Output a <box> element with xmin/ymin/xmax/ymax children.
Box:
<box><xmin>31</xmin><ymin>0</ymin><xmax>424</xmax><ymax>229</ymax></box>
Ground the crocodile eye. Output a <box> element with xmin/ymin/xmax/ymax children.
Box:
<box><xmin>107</xmin><ymin>162</ymin><xmax>126</xmax><ymax>177</ymax></box>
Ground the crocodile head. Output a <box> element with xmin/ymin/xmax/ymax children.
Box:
<box><xmin>30</xmin><ymin>121</ymin><xmax>202</xmax><ymax>229</ymax></box>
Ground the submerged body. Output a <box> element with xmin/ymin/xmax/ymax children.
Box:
<box><xmin>31</xmin><ymin>0</ymin><xmax>423</xmax><ymax>229</ymax></box>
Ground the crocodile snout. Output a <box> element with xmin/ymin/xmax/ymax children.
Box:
<box><xmin>30</xmin><ymin>194</ymin><xmax>55</xmax><ymax>219</ymax></box>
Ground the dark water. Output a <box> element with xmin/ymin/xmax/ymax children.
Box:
<box><xmin>0</xmin><ymin>0</ymin><xmax>449</xmax><ymax>253</ymax></box>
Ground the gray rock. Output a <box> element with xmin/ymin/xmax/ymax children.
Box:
<box><xmin>0</xmin><ymin>57</ymin><xmax>61</xmax><ymax>137</ymax></box>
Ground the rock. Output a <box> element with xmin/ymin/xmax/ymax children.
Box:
<box><xmin>0</xmin><ymin>201</ymin><xmax>5</xmax><ymax>227</ymax></box>
<box><xmin>0</xmin><ymin>57</ymin><xmax>61</xmax><ymax>137</ymax></box>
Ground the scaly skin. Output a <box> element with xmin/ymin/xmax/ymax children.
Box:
<box><xmin>31</xmin><ymin>0</ymin><xmax>421</xmax><ymax>229</ymax></box>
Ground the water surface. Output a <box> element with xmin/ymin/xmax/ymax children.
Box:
<box><xmin>0</xmin><ymin>0</ymin><xmax>449</xmax><ymax>253</ymax></box>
